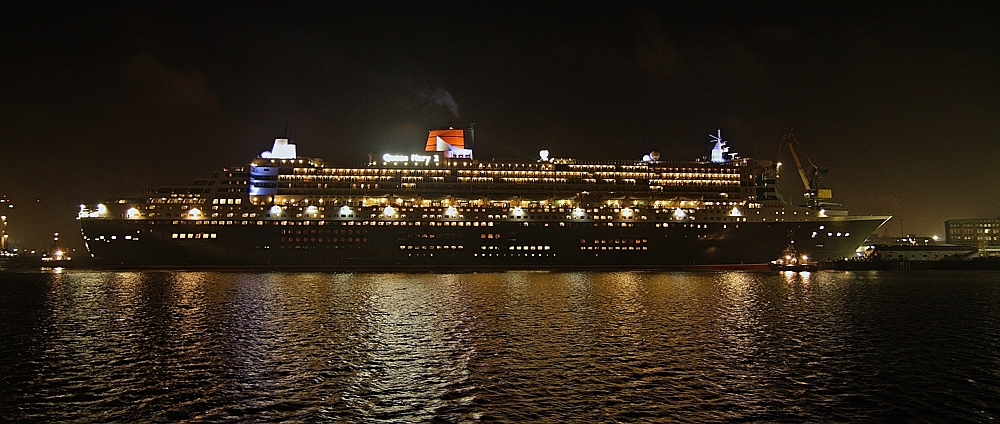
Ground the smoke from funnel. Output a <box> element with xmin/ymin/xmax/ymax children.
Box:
<box><xmin>427</xmin><ymin>87</ymin><xmax>459</xmax><ymax>117</ymax></box>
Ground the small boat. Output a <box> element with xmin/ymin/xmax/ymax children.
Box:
<box><xmin>770</xmin><ymin>244</ymin><xmax>818</xmax><ymax>272</ymax></box>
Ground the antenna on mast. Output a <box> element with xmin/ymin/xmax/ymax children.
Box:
<box><xmin>709</xmin><ymin>129</ymin><xmax>730</xmax><ymax>163</ymax></box>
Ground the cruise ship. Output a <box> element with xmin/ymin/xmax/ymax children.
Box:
<box><xmin>78</xmin><ymin>124</ymin><xmax>890</xmax><ymax>270</ymax></box>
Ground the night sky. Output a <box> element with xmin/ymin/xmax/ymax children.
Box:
<box><xmin>2</xmin><ymin>2</ymin><xmax>997</xmax><ymax>253</ymax></box>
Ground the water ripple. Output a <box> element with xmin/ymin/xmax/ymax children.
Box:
<box><xmin>2</xmin><ymin>270</ymin><xmax>999</xmax><ymax>422</ymax></box>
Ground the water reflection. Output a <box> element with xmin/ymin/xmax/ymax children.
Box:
<box><xmin>1</xmin><ymin>270</ymin><xmax>998</xmax><ymax>422</ymax></box>
<box><xmin>328</xmin><ymin>273</ymin><xmax>479</xmax><ymax>420</ymax></box>
<box><xmin>716</xmin><ymin>272</ymin><xmax>763</xmax><ymax>353</ymax></box>
<box><xmin>780</xmin><ymin>269</ymin><xmax>814</xmax><ymax>286</ymax></box>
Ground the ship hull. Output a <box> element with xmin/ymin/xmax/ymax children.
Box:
<box><xmin>80</xmin><ymin>215</ymin><xmax>887</xmax><ymax>270</ymax></box>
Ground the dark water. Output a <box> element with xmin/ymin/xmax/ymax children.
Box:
<box><xmin>2</xmin><ymin>270</ymin><xmax>999</xmax><ymax>422</ymax></box>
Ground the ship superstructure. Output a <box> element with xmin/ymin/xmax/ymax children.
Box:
<box><xmin>79</xmin><ymin>124</ymin><xmax>890</xmax><ymax>269</ymax></box>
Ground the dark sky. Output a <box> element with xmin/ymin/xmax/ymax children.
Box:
<box><xmin>2</xmin><ymin>1</ymin><xmax>997</xmax><ymax>252</ymax></box>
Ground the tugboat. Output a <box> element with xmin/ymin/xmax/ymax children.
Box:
<box><xmin>40</xmin><ymin>232</ymin><xmax>72</xmax><ymax>268</ymax></box>
<box><xmin>769</xmin><ymin>243</ymin><xmax>818</xmax><ymax>272</ymax></box>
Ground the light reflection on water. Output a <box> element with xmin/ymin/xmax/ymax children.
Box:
<box><xmin>1</xmin><ymin>270</ymin><xmax>999</xmax><ymax>422</ymax></box>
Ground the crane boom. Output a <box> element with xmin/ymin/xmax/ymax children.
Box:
<box><xmin>777</xmin><ymin>131</ymin><xmax>832</xmax><ymax>209</ymax></box>
<box><xmin>785</xmin><ymin>137</ymin><xmax>813</xmax><ymax>190</ymax></box>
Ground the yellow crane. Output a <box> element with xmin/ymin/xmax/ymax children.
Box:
<box><xmin>777</xmin><ymin>131</ymin><xmax>832</xmax><ymax>209</ymax></box>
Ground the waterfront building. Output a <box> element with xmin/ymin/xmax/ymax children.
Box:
<box><xmin>946</xmin><ymin>217</ymin><xmax>1000</xmax><ymax>248</ymax></box>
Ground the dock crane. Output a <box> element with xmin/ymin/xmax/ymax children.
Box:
<box><xmin>777</xmin><ymin>131</ymin><xmax>834</xmax><ymax>210</ymax></box>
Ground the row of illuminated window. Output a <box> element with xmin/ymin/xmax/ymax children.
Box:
<box><xmin>949</xmin><ymin>235</ymin><xmax>1000</xmax><ymax>242</ymax></box>
<box><xmin>509</xmin><ymin>178</ymin><xmax>571</xmax><ymax>183</ymax></box>
<box><xmin>278</xmin><ymin>177</ymin><xmax>732</xmax><ymax>187</ymax></box>
<box><xmin>458</xmin><ymin>170</ymin><xmax>585</xmax><ymax>177</ymax></box>
<box><xmin>649</xmin><ymin>179</ymin><xmax>738</xmax><ymax>186</ymax></box>
<box><xmin>152</xmin><ymin>217</ymin><xmax>752</xmax><ymax>230</ymax></box>
<box><xmin>282</xmin><ymin>237</ymin><xmax>368</xmax><ymax>243</ymax></box>
<box><xmin>656</xmin><ymin>168</ymin><xmax>739</xmax><ymax>174</ymax></box>
<box><xmin>172</xmin><ymin>233</ymin><xmax>217</xmax><ymax>239</ymax></box>
<box><xmin>594</xmin><ymin>172</ymin><xmax>659</xmax><ymax>179</ymax></box>
<box><xmin>655</xmin><ymin>172</ymin><xmax>739</xmax><ymax>178</ymax></box>
<box><xmin>306</xmin><ymin>219</ymin><xmax>502</xmax><ymax>227</ymax></box>
<box><xmin>582</xmin><ymin>246</ymin><xmax>649</xmax><ymax>251</ymax></box>
<box><xmin>561</xmin><ymin>217</ymin><xmax>642</xmax><ymax>224</ymax></box>
<box><xmin>567</xmin><ymin>164</ymin><xmax>618</xmax><ymax>171</ymax></box>
<box><xmin>471</xmin><ymin>253</ymin><xmax>557</xmax><ymax>257</ymax></box>
<box><xmin>142</xmin><ymin>211</ymin><xmax>248</xmax><ymax>219</ymax></box>
<box><xmin>582</xmin><ymin>239</ymin><xmax>648</xmax><ymax>244</ymax></box>
<box><xmin>145</xmin><ymin>193</ymin><xmax>204</xmax><ymax>200</ymax></box>
<box><xmin>150</xmin><ymin>198</ymin><xmax>208</xmax><ymax>204</ymax></box>
<box><xmin>505</xmin><ymin>245</ymin><xmax>551</xmax><ymax>251</ymax></box>
<box><xmin>281</xmin><ymin>229</ymin><xmax>366</xmax><ymax>235</ymax></box>
<box><xmin>86</xmin><ymin>234</ymin><xmax>140</xmax><ymax>241</ymax></box>
<box><xmin>589</xmin><ymin>215</ymin><xmax>645</xmax><ymax>220</ymax></box>
<box><xmin>166</xmin><ymin>219</ymin><xmax>322</xmax><ymax>226</ymax></box>
<box><xmin>396</xmin><ymin>244</ymin><xmax>556</xmax><ymax>252</ymax></box>
<box><xmin>427</xmin><ymin>221</ymin><xmax>493</xmax><ymax>227</ymax></box>
<box><xmin>947</xmin><ymin>222</ymin><xmax>1000</xmax><ymax>228</ymax></box>
<box><xmin>211</xmin><ymin>198</ymin><xmax>243</xmax><ymax>204</ymax></box>
<box><xmin>811</xmin><ymin>231</ymin><xmax>851</xmax><ymax>238</ymax></box>
<box><xmin>457</xmin><ymin>177</ymin><xmax>495</xmax><ymax>183</ymax></box>
<box><xmin>278</xmin><ymin>244</ymin><xmax>368</xmax><ymax>250</ymax></box>
<box><xmin>694</xmin><ymin>217</ymin><xmax>748</xmax><ymax>222</ymax></box>
<box><xmin>882</xmin><ymin>252</ymin><xmax>974</xmax><ymax>260</ymax></box>
<box><xmin>298</xmin><ymin>168</ymin><xmax>450</xmax><ymax>176</ymax></box>
<box><xmin>448</xmin><ymin>169</ymin><xmax>739</xmax><ymax>179</ymax></box>
<box><xmin>156</xmin><ymin>217</ymin><xmax>763</xmax><ymax>228</ymax></box>
<box><xmin>948</xmin><ymin>228</ymin><xmax>996</xmax><ymax>234</ymax></box>
<box><xmin>210</xmin><ymin>213</ymin><xmax>251</xmax><ymax>218</ymax></box>
<box><xmin>164</xmin><ymin>215</ymin><xmax>744</xmax><ymax>230</ymax></box>
<box><xmin>656</xmin><ymin>223</ymin><xmax>718</xmax><ymax>229</ymax></box>
<box><xmin>281</xmin><ymin>175</ymin><xmax>399</xmax><ymax>182</ymax></box>
<box><xmin>251</xmin><ymin>201</ymin><xmax>728</xmax><ymax>215</ymax></box>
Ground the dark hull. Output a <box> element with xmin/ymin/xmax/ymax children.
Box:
<box><xmin>81</xmin><ymin>216</ymin><xmax>887</xmax><ymax>270</ymax></box>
